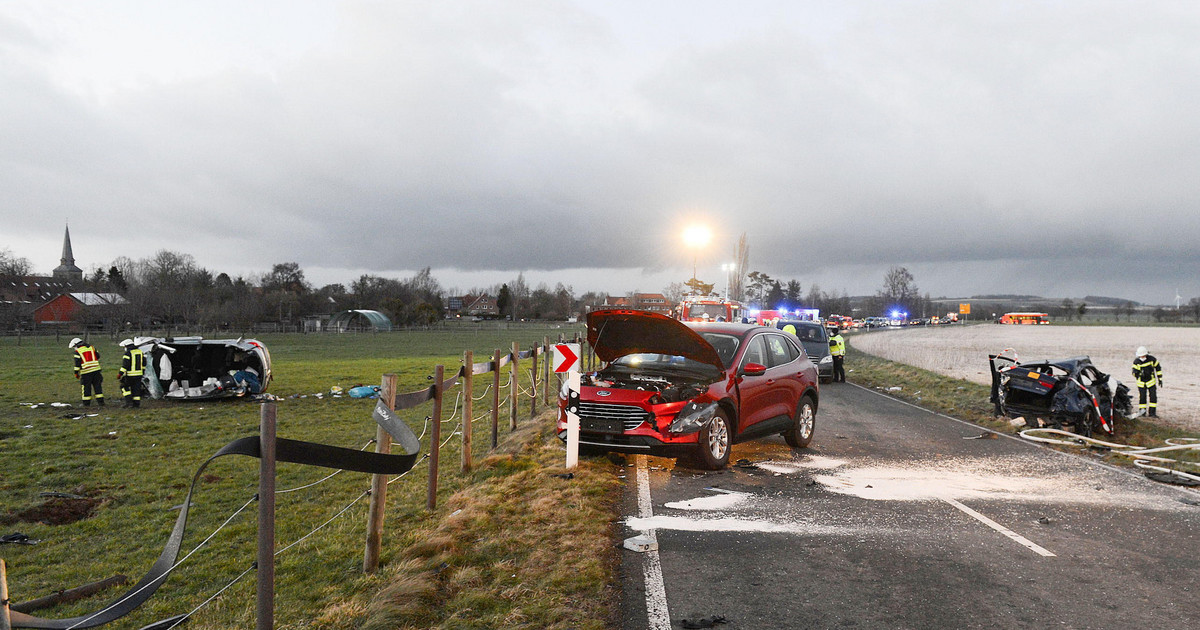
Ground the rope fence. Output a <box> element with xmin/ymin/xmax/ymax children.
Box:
<box><xmin>2</xmin><ymin>333</ymin><xmax>589</xmax><ymax>630</ymax></box>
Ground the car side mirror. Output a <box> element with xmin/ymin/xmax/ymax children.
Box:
<box><xmin>741</xmin><ymin>362</ymin><xmax>767</xmax><ymax>377</ymax></box>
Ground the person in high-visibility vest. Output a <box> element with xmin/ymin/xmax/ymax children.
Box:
<box><xmin>828</xmin><ymin>328</ymin><xmax>846</xmax><ymax>383</ymax></box>
<box><xmin>118</xmin><ymin>338</ymin><xmax>146</xmax><ymax>408</ymax></box>
<box><xmin>69</xmin><ymin>337</ymin><xmax>105</xmax><ymax>406</ymax></box>
<box><xmin>1131</xmin><ymin>346</ymin><xmax>1164</xmax><ymax>417</ymax></box>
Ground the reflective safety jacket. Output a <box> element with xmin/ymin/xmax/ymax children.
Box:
<box><xmin>1132</xmin><ymin>355</ymin><xmax>1163</xmax><ymax>388</ymax></box>
<box><xmin>120</xmin><ymin>348</ymin><xmax>145</xmax><ymax>378</ymax></box>
<box><xmin>829</xmin><ymin>334</ymin><xmax>846</xmax><ymax>357</ymax></box>
<box><xmin>74</xmin><ymin>344</ymin><xmax>101</xmax><ymax>376</ymax></box>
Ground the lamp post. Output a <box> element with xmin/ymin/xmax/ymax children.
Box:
<box><xmin>682</xmin><ymin>225</ymin><xmax>712</xmax><ymax>287</ymax></box>
<box><xmin>722</xmin><ymin>263</ymin><xmax>734</xmax><ymax>300</ymax></box>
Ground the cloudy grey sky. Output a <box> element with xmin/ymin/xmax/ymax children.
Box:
<box><xmin>3</xmin><ymin>0</ymin><xmax>1198</xmax><ymax>304</ymax></box>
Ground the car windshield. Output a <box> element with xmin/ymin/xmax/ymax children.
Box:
<box><xmin>607</xmin><ymin>332</ymin><xmax>740</xmax><ymax>373</ymax></box>
<box><xmin>688</xmin><ymin>304</ymin><xmax>727</xmax><ymax>319</ymax></box>
<box><xmin>610</xmin><ymin>353</ymin><xmax>718</xmax><ymax>374</ymax></box>
<box><xmin>790</xmin><ymin>326</ymin><xmax>825</xmax><ymax>342</ymax></box>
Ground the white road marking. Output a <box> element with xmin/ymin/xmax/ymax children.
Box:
<box><xmin>635</xmin><ymin>455</ymin><xmax>671</xmax><ymax>630</ymax></box>
<box><xmin>941</xmin><ymin>497</ymin><xmax>1056</xmax><ymax>557</ymax></box>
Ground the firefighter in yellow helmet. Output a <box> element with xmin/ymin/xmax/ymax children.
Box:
<box><xmin>118</xmin><ymin>338</ymin><xmax>146</xmax><ymax>408</ymax></box>
<box><xmin>69</xmin><ymin>337</ymin><xmax>105</xmax><ymax>406</ymax></box>
<box><xmin>1131</xmin><ymin>346</ymin><xmax>1163</xmax><ymax>417</ymax></box>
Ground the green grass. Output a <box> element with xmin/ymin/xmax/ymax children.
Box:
<box><xmin>1</xmin><ymin>325</ymin><xmax>619</xmax><ymax>629</ymax></box>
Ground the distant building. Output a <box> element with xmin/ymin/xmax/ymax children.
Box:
<box><xmin>465</xmin><ymin>294</ymin><xmax>499</xmax><ymax>318</ymax></box>
<box><xmin>600</xmin><ymin>293</ymin><xmax>674</xmax><ymax>315</ymax></box>
<box><xmin>52</xmin><ymin>224</ymin><xmax>84</xmax><ymax>281</ymax></box>
<box><xmin>33</xmin><ymin>292</ymin><xmax>128</xmax><ymax>327</ymax></box>
<box><xmin>1</xmin><ymin>277</ymin><xmax>78</xmax><ymax>305</ymax></box>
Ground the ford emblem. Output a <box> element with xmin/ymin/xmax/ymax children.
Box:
<box><xmin>597</xmin><ymin>390</ymin><xmax>612</xmax><ymax>397</ymax></box>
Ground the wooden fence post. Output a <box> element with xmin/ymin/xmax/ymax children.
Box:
<box><xmin>1</xmin><ymin>558</ymin><xmax>11</xmax><ymax>630</ymax></box>
<box><xmin>542</xmin><ymin>336</ymin><xmax>551</xmax><ymax>407</ymax></box>
<box><xmin>461</xmin><ymin>352</ymin><xmax>473</xmax><ymax>473</ymax></box>
<box><xmin>530</xmin><ymin>342</ymin><xmax>538</xmax><ymax>417</ymax></box>
<box><xmin>257</xmin><ymin>403</ymin><xmax>277</xmax><ymax>630</ymax></box>
<box><xmin>363</xmin><ymin>373</ymin><xmax>397</xmax><ymax>573</ymax></box>
<box><xmin>491</xmin><ymin>349</ymin><xmax>501</xmax><ymax>449</ymax></box>
<box><xmin>510</xmin><ymin>342</ymin><xmax>519</xmax><ymax>431</ymax></box>
<box><xmin>427</xmin><ymin>365</ymin><xmax>444</xmax><ymax>511</ymax></box>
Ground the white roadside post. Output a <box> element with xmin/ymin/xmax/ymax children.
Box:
<box><xmin>553</xmin><ymin>343</ymin><xmax>582</xmax><ymax>469</ymax></box>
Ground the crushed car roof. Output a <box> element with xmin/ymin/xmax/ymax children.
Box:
<box><xmin>587</xmin><ymin>309</ymin><xmax>727</xmax><ymax>370</ymax></box>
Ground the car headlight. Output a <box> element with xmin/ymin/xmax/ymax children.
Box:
<box><xmin>668</xmin><ymin>401</ymin><xmax>718</xmax><ymax>434</ymax></box>
<box><xmin>819</xmin><ymin>355</ymin><xmax>833</xmax><ymax>364</ymax></box>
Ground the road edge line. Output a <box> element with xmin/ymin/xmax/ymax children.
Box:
<box><xmin>635</xmin><ymin>454</ymin><xmax>671</xmax><ymax>630</ymax></box>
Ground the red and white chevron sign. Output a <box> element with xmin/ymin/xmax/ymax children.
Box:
<box><xmin>552</xmin><ymin>343</ymin><xmax>580</xmax><ymax>373</ymax></box>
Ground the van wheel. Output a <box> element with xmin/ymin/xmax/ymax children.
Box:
<box><xmin>785</xmin><ymin>396</ymin><xmax>816</xmax><ymax>448</ymax></box>
<box><xmin>695</xmin><ymin>409</ymin><xmax>732</xmax><ymax>470</ymax></box>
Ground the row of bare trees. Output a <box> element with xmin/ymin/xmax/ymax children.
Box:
<box><xmin>3</xmin><ymin>247</ymin><xmax>615</xmax><ymax>331</ymax></box>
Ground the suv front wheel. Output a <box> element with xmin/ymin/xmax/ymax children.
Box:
<box><xmin>694</xmin><ymin>409</ymin><xmax>732</xmax><ymax>469</ymax></box>
<box><xmin>785</xmin><ymin>395</ymin><xmax>816</xmax><ymax>448</ymax></box>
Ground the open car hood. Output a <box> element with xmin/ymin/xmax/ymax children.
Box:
<box><xmin>587</xmin><ymin>309</ymin><xmax>725</xmax><ymax>370</ymax></box>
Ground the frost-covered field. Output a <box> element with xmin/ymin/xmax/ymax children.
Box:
<box><xmin>850</xmin><ymin>324</ymin><xmax>1200</xmax><ymax>433</ymax></box>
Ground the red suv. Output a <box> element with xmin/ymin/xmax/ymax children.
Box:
<box><xmin>557</xmin><ymin>309</ymin><xmax>820</xmax><ymax>469</ymax></box>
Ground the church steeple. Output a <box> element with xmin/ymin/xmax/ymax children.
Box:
<box><xmin>52</xmin><ymin>223</ymin><xmax>83</xmax><ymax>281</ymax></box>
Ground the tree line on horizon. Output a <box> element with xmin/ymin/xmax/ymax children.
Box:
<box><xmin>10</xmin><ymin>243</ymin><xmax>1197</xmax><ymax>330</ymax></box>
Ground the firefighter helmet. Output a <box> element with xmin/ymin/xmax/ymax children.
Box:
<box><xmin>68</xmin><ymin>337</ymin><xmax>83</xmax><ymax>349</ymax></box>
<box><xmin>119</xmin><ymin>338</ymin><xmax>134</xmax><ymax>347</ymax></box>
<box><xmin>1136</xmin><ymin>346</ymin><xmax>1148</xmax><ymax>357</ymax></box>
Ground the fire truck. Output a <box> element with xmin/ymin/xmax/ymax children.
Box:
<box><xmin>675</xmin><ymin>295</ymin><xmax>745</xmax><ymax>322</ymax></box>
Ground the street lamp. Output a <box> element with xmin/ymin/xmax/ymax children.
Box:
<box><xmin>682</xmin><ymin>224</ymin><xmax>712</xmax><ymax>283</ymax></box>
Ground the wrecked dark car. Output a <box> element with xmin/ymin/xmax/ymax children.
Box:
<box><xmin>557</xmin><ymin>309</ymin><xmax>820</xmax><ymax>469</ymax></box>
<box><xmin>134</xmin><ymin>336</ymin><xmax>273</xmax><ymax>400</ymax></box>
<box><xmin>989</xmin><ymin>351</ymin><xmax>1133</xmax><ymax>436</ymax></box>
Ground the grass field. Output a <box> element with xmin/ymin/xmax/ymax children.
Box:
<box><xmin>1</xmin><ymin>324</ymin><xmax>620</xmax><ymax>629</ymax></box>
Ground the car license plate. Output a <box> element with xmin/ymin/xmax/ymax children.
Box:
<box><xmin>581</xmin><ymin>417</ymin><xmax>624</xmax><ymax>434</ymax></box>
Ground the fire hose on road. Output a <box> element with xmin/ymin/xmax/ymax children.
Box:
<box><xmin>1020</xmin><ymin>428</ymin><xmax>1200</xmax><ymax>486</ymax></box>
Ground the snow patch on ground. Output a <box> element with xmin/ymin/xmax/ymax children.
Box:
<box><xmin>812</xmin><ymin>455</ymin><xmax>1188</xmax><ymax>510</ymax></box>
<box><xmin>664</xmin><ymin>491</ymin><xmax>749</xmax><ymax>511</ymax></box>
<box><xmin>626</xmin><ymin>515</ymin><xmax>882</xmax><ymax>536</ymax></box>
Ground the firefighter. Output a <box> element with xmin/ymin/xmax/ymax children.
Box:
<box><xmin>118</xmin><ymin>338</ymin><xmax>146</xmax><ymax>408</ymax></box>
<box><xmin>69</xmin><ymin>337</ymin><xmax>105</xmax><ymax>406</ymax></box>
<box><xmin>828</xmin><ymin>328</ymin><xmax>846</xmax><ymax>383</ymax></box>
<box><xmin>1131</xmin><ymin>346</ymin><xmax>1163</xmax><ymax>417</ymax></box>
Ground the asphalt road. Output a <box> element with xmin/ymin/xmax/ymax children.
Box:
<box><xmin>616</xmin><ymin>382</ymin><xmax>1200</xmax><ymax>630</ymax></box>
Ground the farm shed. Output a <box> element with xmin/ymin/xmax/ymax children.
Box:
<box><xmin>33</xmin><ymin>292</ymin><xmax>128</xmax><ymax>326</ymax></box>
<box><xmin>328</xmin><ymin>309</ymin><xmax>392</xmax><ymax>332</ymax></box>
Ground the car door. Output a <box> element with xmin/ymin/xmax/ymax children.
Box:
<box><xmin>736</xmin><ymin>334</ymin><xmax>775</xmax><ymax>430</ymax></box>
<box><xmin>762</xmin><ymin>333</ymin><xmax>805</xmax><ymax>419</ymax></box>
